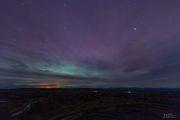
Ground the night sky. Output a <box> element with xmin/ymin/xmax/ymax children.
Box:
<box><xmin>0</xmin><ymin>0</ymin><xmax>180</xmax><ymax>88</ymax></box>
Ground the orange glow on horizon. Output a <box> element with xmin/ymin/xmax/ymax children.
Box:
<box><xmin>38</xmin><ymin>81</ymin><xmax>64</xmax><ymax>88</ymax></box>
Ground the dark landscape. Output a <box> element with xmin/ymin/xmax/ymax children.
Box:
<box><xmin>0</xmin><ymin>88</ymin><xmax>180</xmax><ymax>120</ymax></box>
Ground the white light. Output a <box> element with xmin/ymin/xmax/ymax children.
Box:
<box><xmin>133</xmin><ymin>27</ymin><xmax>137</xmax><ymax>31</ymax></box>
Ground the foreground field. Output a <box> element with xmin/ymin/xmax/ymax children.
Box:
<box><xmin>0</xmin><ymin>89</ymin><xmax>180</xmax><ymax>120</ymax></box>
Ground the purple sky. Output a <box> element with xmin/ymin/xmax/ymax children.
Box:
<box><xmin>0</xmin><ymin>0</ymin><xmax>180</xmax><ymax>88</ymax></box>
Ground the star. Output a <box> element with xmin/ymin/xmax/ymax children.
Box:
<box><xmin>64</xmin><ymin>26</ymin><xmax>68</xmax><ymax>30</ymax></box>
<box><xmin>64</xmin><ymin>3</ymin><xmax>67</xmax><ymax>7</ymax></box>
<box><xmin>133</xmin><ymin>27</ymin><xmax>137</xmax><ymax>31</ymax></box>
<box><xmin>20</xmin><ymin>2</ymin><xmax>25</xmax><ymax>6</ymax></box>
<box><xmin>39</xmin><ymin>42</ymin><xmax>43</xmax><ymax>46</ymax></box>
<box><xmin>13</xmin><ymin>39</ymin><xmax>17</xmax><ymax>42</ymax></box>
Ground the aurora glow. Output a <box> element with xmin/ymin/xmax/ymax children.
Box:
<box><xmin>0</xmin><ymin>0</ymin><xmax>180</xmax><ymax>88</ymax></box>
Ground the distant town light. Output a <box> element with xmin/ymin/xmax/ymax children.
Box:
<box><xmin>128</xmin><ymin>91</ymin><xmax>132</xmax><ymax>94</ymax></box>
<box><xmin>93</xmin><ymin>90</ymin><xmax>98</xmax><ymax>93</ymax></box>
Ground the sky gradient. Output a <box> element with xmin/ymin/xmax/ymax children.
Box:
<box><xmin>0</xmin><ymin>0</ymin><xmax>180</xmax><ymax>88</ymax></box>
